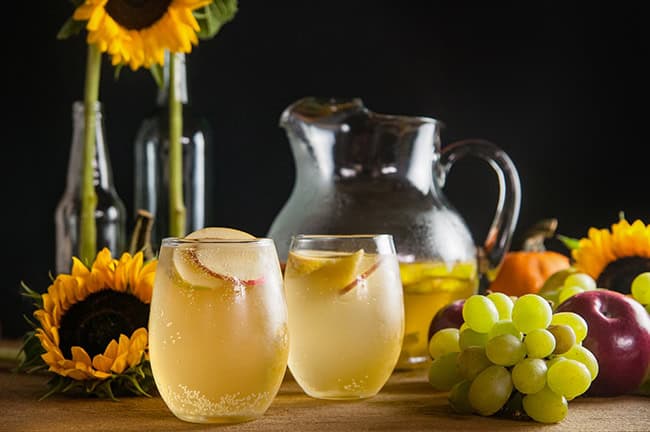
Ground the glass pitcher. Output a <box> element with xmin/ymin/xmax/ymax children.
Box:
<box><xmin>267</xmin><ymin>97</ymin><xmax>521</xmax><ymax>369</ymax></box>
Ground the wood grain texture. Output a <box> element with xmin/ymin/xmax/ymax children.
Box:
<box><xmin>1</xmin><ymin>364</ymin><xmax>648</xmax><ymax>432</ymax></box>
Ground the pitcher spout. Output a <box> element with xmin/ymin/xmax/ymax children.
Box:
<box><xmin>279</xmin><ymin>97</ymin><xmax>367</xmax><ymax>130</ymax></box>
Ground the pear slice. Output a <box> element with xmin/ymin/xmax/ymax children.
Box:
<box><xmin>172</xmin><ymin>227</ymin><xmax>262</xmax><ymax>289</ymax></box>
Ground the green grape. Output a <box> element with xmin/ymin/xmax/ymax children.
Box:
<box><xmin>512</xmin><ymin>294</ymin><xmax>553</xmax><ymax>333</ymax></box>
<box><xmin>522</xmin><ymin>386</ymin><xmax>568</xmax><ymax>423</ymax></box>
<box><xmin>631</xmin><ymin>272</ymin><xmax>650</xmax><ymax>305</ymax></box>
<box><xmin>558</xmin><ymin>285</ymin><xmax>585</xmax><ymax>304</ymax></box>
<box><xmin>459</xmin><ymin>328</ymin><xmax>488</xmax><ymax>350</ymax></box>
<box><xmin>547</xmin><ymin>358</ymin><xmax>592</xmax><ymax>400</ymax></box>
<box><xmin>524</xmin><ymin>328</ymin><xmax>556</xmax><ymax>359</ymax></box>
<box><xmin>485</xmin><ymin>334</ymin><xmax>526</xmax><ymax>367</ymax></box>
<box><xmin>459</xmin><ymin>322</ymin><xmax>470</xmax><ymax>332</ymax></box>
<box><xmin>468</xmin><ymin>365</ymin><xmax>513</xmax><ymax>416</ymax></box>
<box><xmin>448</xmin><ymin>380</ymin><xmax>473</xmax><ymax>414</ymax></box>
<box><xmin>563</xmin><ymin>273</ymin><xmax>596</xmax><ymax>291</ymax></box>
<box><xmin>547</xmin><ymin>324</ymin><xmax>576</xmax><ymax>355</ymax></box>
<box><xmin>546</xmin><ymin>356</ymin><xmax>566</xmax><ymax>369</ymax></box>
<box><xmin>457</xmin><ymin>346</ymin><xmax>492</xmax><ymax>381</ymax></box>
<box><xmin>551</xmin><ymin>312</ymin><xmax>588</xmax><ymax>343</ymax></box>
<box><xmin>463</xmin><ymin>295</ymin><xmax>499</xmax><ymax>333</ymax></box>
<box><xmin>487</xmin><ymin>319</ymin><xmax>522</xmax><ymax>341</ymax></box>
<box><xmin>512</xmin><ymin>358</ymin><xmax>547</xmax><ymax>394</ymax></box>
<box><xmin>428</xmin><ymin>328</ymin><xmax>460</xmax><ymax>359</ymax></box>
<box><xmin>562</xmin><ymin>345</ymin><xmax>599</xmax><ymax>381</ymax></box>
<box><xmin>487</xmin><ymin>292</ymin><xmax>514</xmax><ymax>320</ymax></box>
<box><xmin>428</xmin><ymin>351</ymin><xmax>464</xmax><ymax>391</ymax></box>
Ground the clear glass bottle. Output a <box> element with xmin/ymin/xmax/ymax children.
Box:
<box><xmin>133</xmin><ymin>53</ymin><xmax>213</xmax><ymax>251</ymax></box>
<box><xmin>55</xmin><ymin>101</ymin><xmax>127</xmax><ymax>274</ymax></box>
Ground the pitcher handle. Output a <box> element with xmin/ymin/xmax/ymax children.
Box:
<box><xmin>438</xmin><ymin>139</ymin><xmax>521</xmax><ymax>290</ymax></box>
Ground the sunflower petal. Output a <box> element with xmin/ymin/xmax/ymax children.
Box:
<box><xmin>111</xmin><ymin>353</ymin><xmax>128</xmax><ymax>374</ymax></box>
<box><xmin>71</xmin><ymin>346</ymin><xmax>93</xmax><ymax>366</ymax></box>
<box><xmin>73</xmin><ymin>0</ymin><xmax>216</xmax><ymax>71</ymax></box>
<box><xmin>92</xmin><ymin>354</ymin><xmax>115</xmax><ymax>372</ymax></box>
<box><xmin>573</xmin><ymin>218</ymin><xmax>650</xmax><ymax>282</ymax></box>
<box><xmin>103</xmin><ymin>339</ymin><xmax>119</xmax><ymax>359</ymax></box>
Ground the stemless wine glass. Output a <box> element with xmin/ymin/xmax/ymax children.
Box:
<box><xmin>148</xmin><ymin>236</ymin><xmax>289</xmax><ymax>424</ymax></box>
<box><xmin>284</xmin><ymin>234</ymin><xmax>404</xmax><ymax>400</ymax></box>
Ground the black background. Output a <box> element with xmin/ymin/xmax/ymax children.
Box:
<box><xmin>1</xmin><ymin>2</ymin><xmax>646</xmax><ymax>338</ymax></box>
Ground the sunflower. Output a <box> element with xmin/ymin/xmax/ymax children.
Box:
<box><xmin>73</xmin><ymin>0</ymin><xmax>212</xmax><ymax>70</ymax></box>
<box><xmin>572</xmin><ymin>218</ymin><xmax>650</xmax><ymax>293</ymax></box>
<box><xmin>19</xmin><ymin>248</ymin><xmax>158</xmax><ymax>399</ymax></box>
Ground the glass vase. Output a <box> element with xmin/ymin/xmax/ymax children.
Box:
<box><xmin>133</xmin><ymin>52</ymin><xmax>213</xmax><ymax>251</ymax></box>
<box><xmin>54</xmin><ymin>101</ymin><xmax>127</xmax><ymax>274</ymax></box>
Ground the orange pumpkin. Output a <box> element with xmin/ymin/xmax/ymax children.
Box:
<box><xmin>488</xmin><ymin>219</ymin><xmax>571</xmax><ymax>297</ymax></box>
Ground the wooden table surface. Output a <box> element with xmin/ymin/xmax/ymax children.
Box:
<box><xmin>1</xmin><ymin>342</ymin><xmax>648</xmax><ymax>432</ymax></box>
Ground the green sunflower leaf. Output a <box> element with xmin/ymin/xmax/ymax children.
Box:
<box><xmin>113</xmin><ymin>63</ymin><xmax>124</xmax><ymax>81</ymax></box>
<box><xmin>149</xmin><ymin>63</ymin><xmax>165</xmax><ymax>89</ymax></box>
<box><xmin>101</xmin><ymin>381</ymin><xmax>118</xmax><ymax>401</ymax></box>
<box><xmin>57</xmin><ymin>17</ymin><xmax>86</xmax><ymax>40</ymax></box>
<box><xmin>195</xmin><ymin>0</ymin><xmax>238</xmax><ymax>40</ymax></box>
<box><xmin>20</xmin><ymin>281</ymin><xmax>43</xmax><ymax>306</ymax></box>
<box><xmin>557</xmin><ymin>234</ymin><xmax>581</xmax><ymax>251</ymax></box>
<box><xmin>40</xmin><ymin>376</ymin><xmax>66</xmax><ymax>400</ymax></box>
<box><xmin>16</xmin><ymin>330</ymin><xmax>44</xmax><ymax>373</ymax></box>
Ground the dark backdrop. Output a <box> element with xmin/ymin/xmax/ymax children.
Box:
<box><xmin>1</xmin><ymin>2</ymin><xmax>646</xmax><ymax>338</ymax></box>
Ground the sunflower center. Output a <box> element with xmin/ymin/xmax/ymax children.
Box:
<box><xmin>58</xmin><ymin>290</ymin><xmax>149</xmax><ymax>358</ymax></box>
<box><xmin>105</xmin><ymin>0</ymin><xmax>172</xmax><ymax>30</ymax></box>
<box><xmin>596</xmin><ymin>256</ymin><xmax>650</xmax><ymax>294</ymax></box>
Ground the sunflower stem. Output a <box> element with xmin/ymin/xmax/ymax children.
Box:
<box><xmin>168</xmin><ymin>53</ymin><xmax>186</xmax><ymax>237</ymax></box>
<box><xmin>80</xmin><ymin>43</ymin><xmax>102</xmax><ymax>265</ymax></box>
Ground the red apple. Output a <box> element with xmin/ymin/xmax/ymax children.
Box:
<box><xmin>428</xmin><ymin>299</ymin><xmax>465</xmax><ymax>342</ymax></box>
<box><xmin>555</xmin><ymin>289</ymin><xmax>650</xmax><ymax>396</ymax></box>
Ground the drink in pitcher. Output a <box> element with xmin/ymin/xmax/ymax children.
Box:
<box><xmin>396</xmin><ymin>260</ymin><xmax>478</xmax><ymax>369</ymax></box>
<box><xmin>284</xmin><ymin>234</ymin><xmax>404</xmax><ymax>400</ymax></box>
<box><xmin>148</xmin><ymin>231</ymin><xmax>289</xmax><ymax>424</ymax></box>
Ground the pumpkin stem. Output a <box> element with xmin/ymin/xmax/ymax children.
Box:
<box><xmin>521</xmin><ymin>218</ymin><xmax>558</xmax><ymax>252</ymax></box>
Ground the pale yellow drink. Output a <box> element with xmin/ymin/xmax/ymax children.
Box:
<box><xmin>396</xmin><ymin>261</ymin><xmax>478</xmax><ymax>369</ymax></box>
<box><xmin>284</xmin><ymin>236</ymin><xmax>404</xmax><ymax>400</ymax></box>
<box><xmin>149</xmin><ymin>237</ymin><xmax>289</xmax><ymax>424</ymax></box>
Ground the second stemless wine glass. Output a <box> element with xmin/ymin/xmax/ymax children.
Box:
<box><xmin>148</xmin><ymin>236</ymin><xmax>289</xmax><ymax>424</ymax></box>
<box><xmin>284</xmin><ymin>234</ymin><xmax>404</xmax><ymax>400</ymax></box>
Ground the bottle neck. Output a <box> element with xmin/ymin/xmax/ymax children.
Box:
<box><xmin>65</xmin><ymin>101</ymin><xmax>116</xmax><ymax>194</ymax></box>
<box><xmin>157</xmin><ymin>52</ymin><xmax>188</xmax><ymax>106</ymax></box>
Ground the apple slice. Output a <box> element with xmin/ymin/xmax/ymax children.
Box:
<box><xmin>289</xmin><ymin>249</ymin><xmax>362</xmax><ymax>278</ymax></box>
<box><xmin>288</xmin><ymin>249</ymin><xmax>384</xmax><ymax>294</ymax></box>
<box><xmin>339</xmin><ymin>257</ymin><xmax>384</xmax><ymax>295</ymax></box>
<box><xmin>172</xmin><ymin>227</ymin><xmax>263</xmax><ymax>289</ymax></box>
<box><xmin>185</xmin><ymin>227</ymin><xmax>256</xmax><ymax>240</ymax></box>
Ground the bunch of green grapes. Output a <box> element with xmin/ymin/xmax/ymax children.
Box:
<box><xmin>631</xmin><ymin>272</ymin><xmax>650</xmax><ymax>314</ymax></box>
<box><xmin>427</xmin><ymin>292</ymin><xmax>598</xmax><ymax>424</ymax></box>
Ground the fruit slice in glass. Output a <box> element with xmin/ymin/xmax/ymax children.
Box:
<box><xmin>287</xmin><ymin>249</ymin><xmax>383</xmax><ymax>294</ymax></box>
<box><xmin>172</xmin><ymin>227</ymin><xmax>264</xmax><ymax>289</ymax></box>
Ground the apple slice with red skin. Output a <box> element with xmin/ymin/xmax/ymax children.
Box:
<box><xmin>339</xmin><ymin>257</ymin><xmax>384</xmax><ymax>295</ymax></box>
<box><xmin>556</xmin><ymin>289</ymin><xmax>650</xmax><ymax>396</ymax></box>
<box><xmin>173</xmin><ymin>227</ymin><xmax>265</xmax><ymax>289</ymax></box>
<box><xmin>287</xmin><ymin>249</ymin><xmax>384</xmax><ymax>295</ymax></box>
